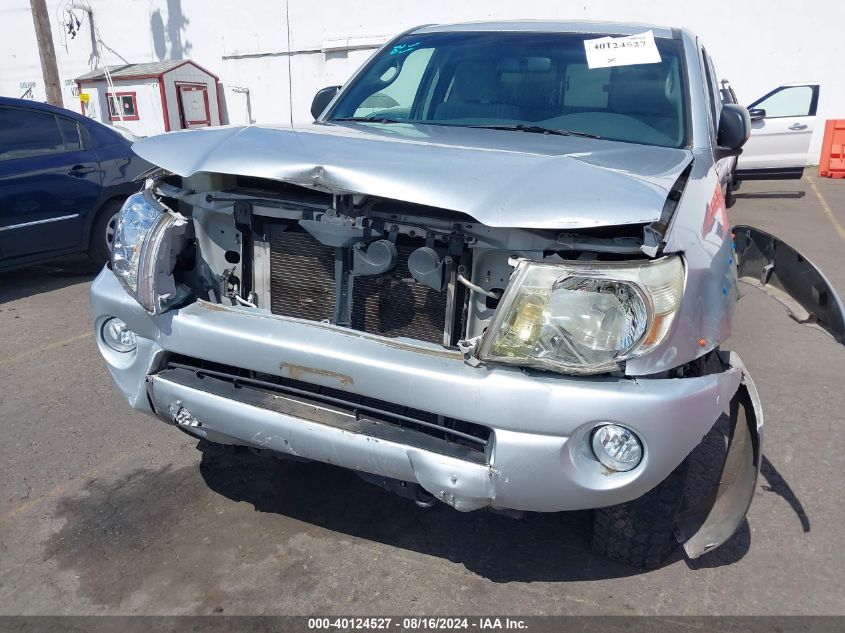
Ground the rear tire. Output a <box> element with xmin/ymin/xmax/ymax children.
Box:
<box><xmin>591</xmin><ymin>462</ymin><xmax>687</xmax><ymax>568</ymax></box>
<box><xmin>87</xmin><ymin>199</ymin><xmax>123</xmax><ymax>265</ymax></box>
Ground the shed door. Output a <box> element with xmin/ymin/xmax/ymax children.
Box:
<box><xmin>177</xmin><ymin>84</ymin><xmax>211</xmax><ymax>128</ymax></box>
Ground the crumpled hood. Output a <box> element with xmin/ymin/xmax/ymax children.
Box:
<box><xmin>133</xmin><ymin>122</ymin><xmax>692</xmax><ymax>229</ymax></box>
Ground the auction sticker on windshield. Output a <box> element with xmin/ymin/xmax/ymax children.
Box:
<box><xmin>583</xmin><ymin>30</ymin><xmax>662</xmax><ymax>69</ymax></box>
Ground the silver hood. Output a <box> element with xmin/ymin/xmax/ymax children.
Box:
<box><xmin>132</xmin><ymin>122</ymin><xmax>693</xmax><ymax>229</ymax></box>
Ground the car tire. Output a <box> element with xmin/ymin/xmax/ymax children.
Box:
<box><xmin>88</xmin><ymin>199</ymin><xmax>123</xmax><ymax>266</ymax></box>
<box><xmin>725</xmin><ymin>179</ymin><xmax>737</xmax><ymax>209</ymax></box>
<box><xmin>590</xmin><ymin>461</ymin><xmax>688</xmax><ymax>568</ymax></box>
<box><xmin>590</xmin><ymin>415</ymin><xmax>730</xmax><ymax>568</ymax></box>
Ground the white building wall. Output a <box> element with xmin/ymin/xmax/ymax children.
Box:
<box><xmin>218</xmin><ymin>55</ymin><xmax>291</xmax><ymax>125</ymax></box>
<box><xmin>0</xmin><ymin>4</ymin><xmax>46</xmax><ymax>102</ymax></box>
<box><xmin>78</xmin><ymin>82</ymin><xmax>103</xmax><ymax>120</ymax></box>
<box><xmin>131</xmin><ymin>81</ymin><xmax>168</xmax><ymax>136</ymax></box>
<box><xmin>2</xmin><ymin>0</ymin><xmax>843</xmax><ymax>160</ymax></box>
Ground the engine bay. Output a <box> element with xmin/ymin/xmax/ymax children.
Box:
<box><xmin>157</xmin><ymin>172</ymin><xmax>655</xmax><ymax>351</ymax></box>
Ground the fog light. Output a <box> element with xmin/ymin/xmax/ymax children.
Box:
<box><xmin>591</xmin><ymin>424</ymin><xmax>642</xmax><ymax>472</ymax></box>
<box><xmin>101</xmin><ymin>317</ymin><xmax>137</xmax><ymax>353</ymax></box>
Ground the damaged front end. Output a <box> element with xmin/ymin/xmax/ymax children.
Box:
<box><xmin>134</xmin><ymin>168</ymin><xmax>705</xmax><ymax>377</ymax></box>
<box><xmin>96</xmin><ymin>168</ymin><xmax>774</xmax><ymax>563</ymax></box>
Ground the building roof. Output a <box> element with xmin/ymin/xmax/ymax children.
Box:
<box><xmin>75</xmin><ymin>59</ymin><xmax>218</xmax><ymax>82</ymax></box>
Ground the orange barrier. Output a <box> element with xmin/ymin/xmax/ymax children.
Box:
<box><xmin>819</xmin><ymin>119</ymin><xmax>845</xmax><ymax>179</ymax></box>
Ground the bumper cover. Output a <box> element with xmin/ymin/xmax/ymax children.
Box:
<box><xmin>91</xmin><ymin>269</ymin><xmax>759</xmax><ymax>524</ymax></box>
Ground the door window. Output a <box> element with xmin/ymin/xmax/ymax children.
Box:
<box><xmin>0</xmin><ymin>108</ymin><xmax>66</xmax><ymax>160</ymax></box>
<box><xmin>56</xmin><ymin>117</ymin><xmax>83</xmax><ymax>151</ymax></box>
<box><xmin>700</xmin><ymin>48</ymin><xmax>719</xmax><ymax>137</ymax></box>
<box><xmin>752</xmin><ymin>86</ymin><xmax>814</xmax><ymax>118</ymax></box>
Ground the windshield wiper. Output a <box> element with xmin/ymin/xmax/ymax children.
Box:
<box><xmin>331</xmin><ymin>116</ymin><xmax>406</xmax><ymax>124</ymax></box>
<box><xmin>467</xmin><ymin>124</ymin><xmax>602</xmax><ymax>139</ymax></box>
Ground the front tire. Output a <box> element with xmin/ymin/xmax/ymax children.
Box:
<box><xmin>725</xmin><ymin>167</ymin><xmax>739</xmax><ymax>208</ymax></box>
<box><xmin>590</xmin><ymin>415</ymin><xmax>730</xmax><ymax>568</ymax></box>
<box><xmin>591</xmin><ymin>462</ymin><xmax>687</xmax><ymax>568</ymax></box>
<box><xmin>87</xmin><ymin>200</ymin><xmax>123</xmax><ymax>265</ymax></box>
<box><xmin>725</xmin><ymin>183</ymin><xmax>736</xmax><ymax>209</ymax></box>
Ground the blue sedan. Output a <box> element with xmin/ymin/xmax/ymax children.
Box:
<box><xmin>0</xmin><ymin>96</ymin><xmax>150</xmax><ymax>269</ymax></box>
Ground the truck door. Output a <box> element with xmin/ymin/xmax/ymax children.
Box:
<box><xmin>737</xmin><ymin>84</ymin><xmax>819</xmax><ymax>180</ymax></box>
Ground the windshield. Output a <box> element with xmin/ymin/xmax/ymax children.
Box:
<box><xmin>328</xmin><ymin>32</ymin><xmax>689</xmax><ymax>148</ymax></box>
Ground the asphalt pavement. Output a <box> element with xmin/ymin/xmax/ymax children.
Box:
<box><xmin>1</xmin><ymin>171</ymin><xmax>844</xmax><ymax>615</ymax></box>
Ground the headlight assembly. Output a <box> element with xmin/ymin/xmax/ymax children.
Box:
<box><xmin>111</xmin><ymin>190</ymin><xmax>183</xmax><ymax>314</ymax></box>
<box><xmin>477</xmin><ymin>256</ymin><xmax>685</xmax><ymax>375</ymax></box>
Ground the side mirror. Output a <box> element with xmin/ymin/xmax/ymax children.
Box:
<box><xmin>715</xmin><ymin>104</ymin><xmax>751</xmax><ymax>158</ymax></box>
<box><xmin>311</xmin><ymin>86</ymin><xmax>341</xmax><ymax>120</ymax></box>
<box><xmin>748</xmin><ymin>108</ymin><xmax>766</xmax><ymax>122</ymax></box>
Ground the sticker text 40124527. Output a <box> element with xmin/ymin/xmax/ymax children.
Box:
<box><xmin>593</xmin><ymin>39</ymin><xmax>647</xmax><ymax>50</ymax></box>
<box><xmin>583</xmin><ymin>30</ymin><xmax>662</xmax><ymax>69</ymax></box>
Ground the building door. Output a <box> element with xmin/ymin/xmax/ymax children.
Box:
<box><xmin>177</xmin><ymin>84</ymin><xmax>211</xmax><ymax>129</ymax></box>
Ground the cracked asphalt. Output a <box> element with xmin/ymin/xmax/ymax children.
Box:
<box><xmin>0</xmin><ymin>172</ymin><xmax>843</xmax><ymax>615</ymax></box>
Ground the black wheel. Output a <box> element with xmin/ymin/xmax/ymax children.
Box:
<box><xmin>726</xmin><ymin>166</ymin><xmax>740</xmax><ymax>208</ymax></box>
<box><xmin>725</xmin><ymin>180</ymin><xmax>737</xmax><ymax>208</ymax></box>
<box><xmin>87</xmin><ymin>199</ymin><xmax>123</xmax><ymax>265</ymax></box>
<box><xmin>590</xmin><ymin>417</ymin><xmax>730</xmax><ymax>569</ymax></box>
<box><xmin>591</xmin><ymin>461</ymin><xmax>687</xmax><ymax>568</ymax></box>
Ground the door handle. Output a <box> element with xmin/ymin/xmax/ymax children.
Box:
<box><xmin>788</xmin><ymin>123</ymin><xmax>808</xmax><ymax>131</ymax></box>
<box><xmin>67</xmin><ymin>164</ymin><xmax>95</xmax><ymax>176</ymax></box>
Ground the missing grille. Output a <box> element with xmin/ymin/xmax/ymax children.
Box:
<box><xmin>269</xmin><ymin>229</ymin><xmax>449</xmax><ymax>344</ymax></box>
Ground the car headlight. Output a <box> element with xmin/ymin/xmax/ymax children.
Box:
<box><xmin>111</xmin><ymin>190</ymin><xmax>178</xmax><ymax>314</ymax></box>
<box><xmin>477</xmin><ymin>256</ymin><xmax>684</xmax><ymax>375</ymax></box>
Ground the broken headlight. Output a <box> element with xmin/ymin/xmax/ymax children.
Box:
<box><xmin>111</xmin><ymin>190</ymin><xmax>179</xmax><ymax>314</ymax></box>
<box><xmin>477</xmin><ymin>256</ymin><xmax>684</xmax><ymax>375</ymax></box>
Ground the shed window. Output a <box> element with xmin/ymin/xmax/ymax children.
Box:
<box><xmin>106</xmin><ymin>92</ymin><xmax>139</xmax><ymax>121</ymax></box>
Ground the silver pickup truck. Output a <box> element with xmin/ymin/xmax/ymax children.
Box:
<box><xmin>91</xmin><ymin>21</ymin><xmax>844</xmax><ymax>568</ymax></box>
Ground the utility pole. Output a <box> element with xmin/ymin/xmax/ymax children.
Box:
<box><xmin>30</xmin><ymin>0</ymin><xmax>63</xmax><ymax>107</ymax></box>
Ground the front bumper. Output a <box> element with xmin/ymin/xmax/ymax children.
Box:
<box><xmin>91</xmin><ymin>268</ymin><xmax>754</xmax><ymax>515</ymax></box>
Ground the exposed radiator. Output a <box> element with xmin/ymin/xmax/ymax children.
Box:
<box><xmin>269</xmin><ymin>231</ymin><xmax>335</xmax><ymax>322</ymax></box>
<box><xmin>269</xmin><ymin>230</ymin><xmax>448</xmax><ymax>344</ymax></box>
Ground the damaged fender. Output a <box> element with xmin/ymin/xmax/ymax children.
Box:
<box><xmin>680</xmin><ymin>228</ymin><xmax>845</xmax><ymax>558</ymax></box>
<box><xmin>676</xmin><ymin>351</ymin><xmax>763</xmax><ymax>559</ymax></box>
<box><xmin>734</xmin><ymin>225</ymin><xmax>845</xmax><ymax>343</ymax></box>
